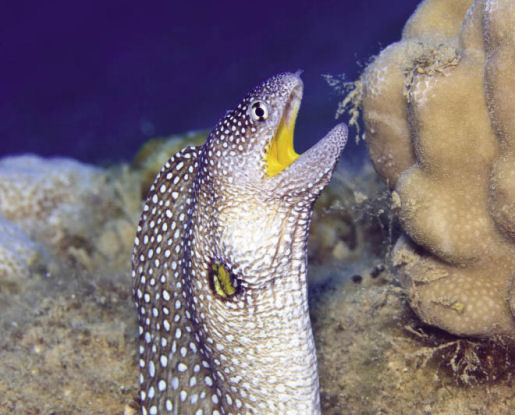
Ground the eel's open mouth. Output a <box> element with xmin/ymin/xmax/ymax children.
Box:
<box><xmin>265</xmin><ymin>83</ymin><xmax>302</xmax><ymax>176</ymax></box>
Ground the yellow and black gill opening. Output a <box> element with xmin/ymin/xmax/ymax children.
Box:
<box><xmin>265</xmin><ymin>93</ymin><xmax>301</xmax><ymax>177</ymax></box>
<box><xmin>210</xmin><ymin>262</ymin><xmax>238</xmax><ymax>299</ymax></box>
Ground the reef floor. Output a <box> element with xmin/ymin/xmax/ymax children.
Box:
<box><xmin>0</xmin><ymin>143</ymin><xmax>514</xmax><ymax>414</ymax></box>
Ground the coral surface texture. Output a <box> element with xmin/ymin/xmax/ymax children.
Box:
<box><xmin>362</xmin><ymin>0</ymin><xmax>515</xmax><ymax>338</ymax></box>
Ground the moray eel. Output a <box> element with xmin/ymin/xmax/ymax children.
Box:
<box><xmin>132</xmin><ymin>72</ymin><xmax>347</xmax><ymax>415</ymax></box>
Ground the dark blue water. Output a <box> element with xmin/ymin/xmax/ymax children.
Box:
<box><xmin>1</xmin><ymin>0</ymin><xmax>418</xmax><ymax>164</ymax></box>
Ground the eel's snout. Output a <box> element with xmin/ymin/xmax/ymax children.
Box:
<box><xmin>265</xmin><ymin>123</ymin><xmax>348</xmax><ymax>200</ymax></box>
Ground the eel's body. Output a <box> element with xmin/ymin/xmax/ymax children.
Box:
<box><xmin>132</xmin><ymin>72</ymin><xmax>347</xmax><ymax>415</ymax></box>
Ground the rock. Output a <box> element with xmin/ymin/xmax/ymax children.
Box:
<box><xmin>360</xmin><ymin>0</ymin><xmax>515</xmax><ymax>338</ymax></box>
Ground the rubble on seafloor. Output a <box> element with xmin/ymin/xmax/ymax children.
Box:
<box><xmin>0</xmin><ymin>134</ymin><xmax>514</xmax><ymax>414</ymax></box>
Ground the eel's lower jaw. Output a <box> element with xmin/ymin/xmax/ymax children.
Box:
<box><xmin>265</xmin><ymin>123</ymin><xmax>348</xmax><ymax>201</ymax></box>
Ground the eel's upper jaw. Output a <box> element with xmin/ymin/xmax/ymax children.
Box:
<box><xmin>265</xmin><ymin>123</ymin><xmax>348</xmax><ymax>201</ymax></box>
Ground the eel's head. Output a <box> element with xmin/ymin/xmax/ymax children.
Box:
<box><xmin>203</xmin><ymin>71</ymin><xmax>347</xmax><ymax>205</ymax></box>
<box><xmin>196</xmin><ymin>72</ymin><xmax>348</xmax><ymax>288</ymax></box>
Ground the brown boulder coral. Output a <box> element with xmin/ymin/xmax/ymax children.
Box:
<box><xmin>361</xmin><ymin>0</ymin><xmax>515</xmax><ymax>338</ymax></box>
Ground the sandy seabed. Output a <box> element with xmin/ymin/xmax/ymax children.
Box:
<box><xmin>0</xmin><ymin>150</ymin><xmax>513</xmax><ymax>415</ymax></box>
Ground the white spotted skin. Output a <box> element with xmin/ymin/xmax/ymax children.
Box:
<box><xmin>132</xmin><ymin>72</ymin><xmax>348</xmax><ymax>415</ymax></box>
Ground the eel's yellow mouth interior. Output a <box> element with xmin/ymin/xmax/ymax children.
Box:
<box><xmin>265</xmin><ymin>95</ymin><xmax>300</xmax><ymax>176</ymax></box>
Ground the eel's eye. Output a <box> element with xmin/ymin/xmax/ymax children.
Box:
<box><xmin>250</xmin><ymin>101</ymin><xmax>268</xmax><ymax>121</ymax></box>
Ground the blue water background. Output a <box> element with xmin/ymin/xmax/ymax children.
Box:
<box><xmin>1</xmin><ymin>1</ymin><xmax>418</xmax><ymax>165</ymax></box>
